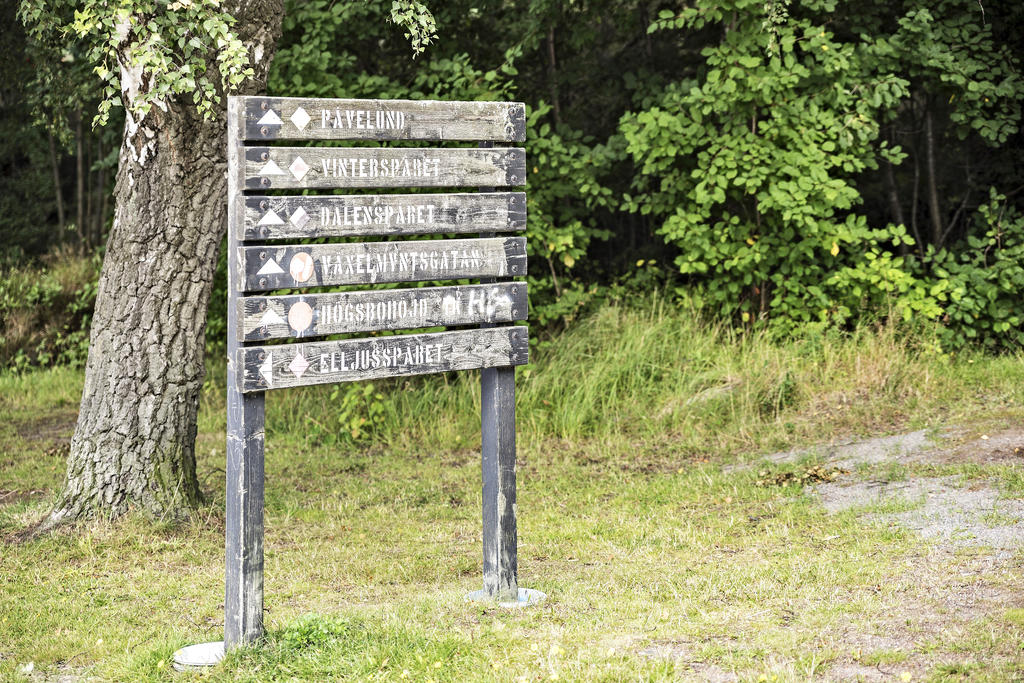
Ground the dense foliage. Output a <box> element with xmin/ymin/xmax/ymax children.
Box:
<box><xmin>624</xmin><ymin>0</ymin><xmax>1024</xmax><ymax>349</ymax></box>
<box><xmin>5</xmin><ymin>0</ymin><xmax>1024</xmax><ymax>358</ymax></box>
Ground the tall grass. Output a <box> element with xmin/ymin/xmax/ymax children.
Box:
<box><xmin>7</xmin><ymin>294</ymin><xmax>1024</xmax><ymax>681</ymax></box>
<box><xmin>198</xmin><ymin>293</ymin><xmax>1024</xmax><ymax>462</ymax></box>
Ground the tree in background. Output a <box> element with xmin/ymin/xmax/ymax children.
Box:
<box><xmin>0</xmin><ymin>5</ymin><xmax>57</xmax><ymax>259</ymax></box>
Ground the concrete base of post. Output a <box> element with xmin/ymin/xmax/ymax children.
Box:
<box><xmin>172</xmin><ymin>641</ymin><xmax>225</xmax><ymax>671</ymax></box>
<box><xmin>465</xmin><ymin>587</ymin><xmax>546</xmax><ymax>608</ymax></box>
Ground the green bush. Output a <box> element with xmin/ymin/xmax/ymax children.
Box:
<box><xmin>617</xmin><ymin>0</ymin><xmax>1024</xmax><ymax>349</ymax></box>
<box><xmin>920</xmin><ymin>189</ymin><xmax>1024</xmax><ymax>350</ymax></box>
<box><xmin>621</xmin><ymin>0</ymin><xmax>914</xmax><ymax>329</ymax></box>
<box><xmin>0</xmin><ymin>245</ymin><xmax>99</xmax><ymax>371</ymax></box>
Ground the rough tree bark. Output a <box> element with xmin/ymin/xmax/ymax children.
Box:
<box><xmin>39</xmin><ymin>0</ymin><xmax>284</xmax><ymax>530</ymax></box>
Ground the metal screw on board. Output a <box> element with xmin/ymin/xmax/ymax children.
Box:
<box><xmin>259</xmin><ymin>277</ymin><xmax>267</xmax><ymax>287</ymax></box>
<box><xmin>511</xmin><ymin>286</ymin><xmax>518</xmax><ymax>295</ymax></box>
<box><xmin>259</xmin><ymin>251</ymin><xmax>267</xmax><ymax>259</ymax></box>
<box><xmin>260</xmin><ymin>126</ymin><xmax>269</xmax><ymax>136</ymax></box>
<box><xmin>258</xmin><ymin>351</ymin><xmax>266</xmax><ymax>360</ymax></box>
<box><xmin>260</xmin><ymin>178</ymin><xmax>270</xmax><ymax>187</ymax></box>
<box><xmin>260</xmin><ymin>101</ymin><xmax>268</xmax><ymax>111</ymax></box>
<box><xmin>260</xmin><ymin>151</ymin><xmax>269</xmax><ymax>161</ymax></box>
<box><xmin>259</xmin><ymin>201</ymin><xmax>268</xmax><ymax>210</ymax></box>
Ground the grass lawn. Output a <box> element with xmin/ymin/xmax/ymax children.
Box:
<box><xmin>2</xmin><ymin>299</ymin><xmax>1023</xmax><ymax>681</ymax></box>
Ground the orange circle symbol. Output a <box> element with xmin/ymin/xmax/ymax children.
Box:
<box><xmin>288</xmin><ymin>301</ymin><xmax>313</xmax><ymax>333</ymax></box>
<box><xmin>289</xmin><ymin>252</ymin><xmax>315</xmax><ymax>283</ymax></box>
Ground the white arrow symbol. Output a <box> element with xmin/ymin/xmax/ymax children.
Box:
<box><xmin>260</xmin><ymin>309</ymin><xmax>285</xmax><ymax>326</ymax></box>
<box><xmin>259</xmin><ymin>159</ymin><xmax>285</xmax><ymax>175</ymax></box>
<box><xmin>259</xmin><ymin>352</ymin><xmax>273</xmax><ymax>387</ymax></box>
<box><xmin>257</xmin><ymin>109</ymin><xmax>283</xmax><ymax>125</ymax></box>
<box><xmin>257</xmin><ymin>209</ymin><xmax>284</xmax><ymax>226</ymax></box>
<box><xmin>257</xmin><ymin>258</ymin><xmax>285</xmax><ymax>275</ymax></box>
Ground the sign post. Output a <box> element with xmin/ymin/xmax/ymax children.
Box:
<box><xmin>173</xmin><ymin>96</ymin><xmax>539</xmax><ymax>669</ymax></box>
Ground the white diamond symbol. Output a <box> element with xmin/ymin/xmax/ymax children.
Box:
<box><xmin>289</xmin><ymin>156</ymin><xmax>309</xmax><ymax>181</ymax></box>
<box><xmin>259</xmin><ymin>159</ymin><xmax>285</xmax><ymax>175</ymax></box>
<box><xmin>290</xmin><ymin>107</ymin><xmax>311</xmax><ymax>131</ymax></box>
<box><xmin>259</xmin><ymin>352</ymin><xmax>273</xmax><ymax>387</ymax></box>
<box><xmin>257</xmin><ymin>109</ymin><xmax>283</xmax><ymax>125</ymax></box>
<box><xmin>288</xmin><ymin>351</ymin><xmax>309</xmax><ymax>378</ymax></box>
<box><xmin>290</xmin><ymin>206</ymin><xmax>310</xmax><ymax>229</ymax></box>
<box><xmin>257</xmin><ymin>209</ymin><xmax>284</xmax><ymax>226</ymax></box>
<box><xmin>257</xmin><ymin>258</ymin><xmax>285</xmax><ymax>275</ymax></box>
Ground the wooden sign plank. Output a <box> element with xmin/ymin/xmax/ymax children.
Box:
<box><xmin>240</xmin><ymin>97</ymin><xmax>526</xmax><ymax>143</ymax></box>
<box><xmin>239</xmin><ymin>326</ymin><xmax>529</xmax><ymax>392</ymax></box>
<box><xmin>239</xmin><ymin>237</ymin><xmax>526</xmax><ymax>292</ymax></box>
<box><xmin>242</xmin><ymin>192</ymin><xmax>526</xmax><ymax>241</ymax></box>
<box><xmin>244</xmin><ymin>147</ymin><xmax>525</xmax><ymax>190</ymax></box>
<box><xmin>240</xmin><ymin>283</ymin><xmax>528</xmax><ymax>341</ymax></box>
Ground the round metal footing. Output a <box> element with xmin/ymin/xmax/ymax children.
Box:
<box><xmin>465</xmin><ymin>587</ymin><xmax>546</xmax><ymax>608</ymax></box>
<box><xmin>172</xmin><ymin>641</ymin><xmax>225</xmax><ymax>671</ymax></box>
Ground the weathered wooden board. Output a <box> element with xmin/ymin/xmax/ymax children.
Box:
<box><xmin>239</xmin><ymin>326</ymin><xmax>528</xmax><ymax>392</ymax></box>
<box><xmin>244</xmin><ymin>147</ymin><xmax>526</xmax><ymax>190</ymax></box>
<box><xmin>240</xmin><ymin>97</ymin><xmax>526</xmax><ymax>143</ymax></box>
<box><xmin>239</xmin><ymin>237</ymin><xmax>526</xmax><ymax>292</ymax></box>
<box><xmin>240</xmin><ymin>282</ymin><xmax>528</xmax><ymax>341</ymax></box>
<box><xmin>242</xmin><ymin>192</ymin><xmax>526</xmax><ymax>241</ymax></box>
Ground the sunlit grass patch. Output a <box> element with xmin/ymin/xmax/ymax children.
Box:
<box><xmin>218</xmin><ymin>614</ymin><xmax>478</xmax><ymax>682</ymax></box>
<box><xmin>4</xmin><ymin>298</ymin><xmax>1024</xmax><ymax>679</ymax></box>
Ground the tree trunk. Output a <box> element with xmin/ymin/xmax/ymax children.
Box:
<box><xmin>92</xmin><ymin>135</ymin><xmax>105</xmax><ymax>248</ymax></box>
<box><xmin>97</xmin><ymin>142</ymin><xmax>110</xmax><ymax>246</ymax></box>
<box><xmin>84</xmin><ymin>129</ymin><xmax>93</xmax><ymax>248</ymax></box>
<box><xmin>546</xmin><ymin>26</ymin><xmax>561</xmax><ymax>127</ymax></box>
<box><xmin>47</xmin><ymin>129</ymin><xmax>65</xmax><ymax>248</ymax></box>
<box><xmin>40</xmin><ymin>0</ymin><xmax>284</xmax><ymax>530</ymax></box>
<box><xmin>924</xmin><ymin>107</ymin><xmax>944</xmax><ymax>248</ymax></box>
<box><xmin>75</xmin><ymin>108</ymin><xmax>85</xmax><ymax>248</ymax></box>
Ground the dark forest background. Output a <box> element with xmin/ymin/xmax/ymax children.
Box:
<box><xmin>3</xmin><ymin>0</ymin><xmax>1024</xmax><ymax>369</ymax></box>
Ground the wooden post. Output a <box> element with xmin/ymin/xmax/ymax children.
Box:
<box><xmin>479</xmin><ymin>140</ymin><xmax>519</xmax><ymax>601</ymax></box>
<box><xmin>481</xmin><ymin>365</ymin><xmax>519</xmax><ymax>600</ymax></box>
<box><xmin>225</xmin><ymin>96</ymin><xmax>266</xmax><ymax>648</ymax></box>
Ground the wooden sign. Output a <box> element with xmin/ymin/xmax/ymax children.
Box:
<box><xmin>244</xmin><ymin>146</ymin><xmax>526</xmax><ymax>190</ymax></box>
<box><xmin>242</xmin><ymin>97</ymin><xmax>526</xmax><ymax>142</ymax></box>
<box><xmin>242</xmin><ymin>192</ymin><xmax>526</xmax><ymax>240</ymax></box>
<box><xmin>239</xmin><ymin>326</ymin><xmax>528</xmax><ymax>392</ymax></box>
<box><xmin>202</xmin><ymin>96</ymin><xmax>536</xmax><ymax>663</ymax></box>
<box><xmin>240</xmin><ymin>283</ymin><xmax>528</xmax><ymax>341</ymax></box>
<box><xmin>240</xmin><ymin>237</ymin><xmax>526</xmax><ymax>292</ymax></box>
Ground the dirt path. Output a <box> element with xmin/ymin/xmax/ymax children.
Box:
<box><xmin>768</xmin><ymin>428</ymin><xmax>1024</xmax><ymax>680</ymax></box>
